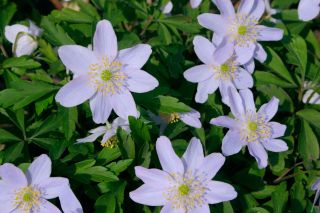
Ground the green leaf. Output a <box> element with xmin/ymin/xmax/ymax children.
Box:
<box><xmin>0</xmin><ymin>128</ymin><xmax>21</xmax><ymax>143</ymax></box>
<box><xmin>117</xmin><ymin>128</ymin><xmax>135</xmax><ymax>159</ymax></box>
<box><xmin>51</xmin><ymin>8</ymin><xmax>95</xmax><ymax>23</ymax></box>
<box><xmin>4</xmin><ymin>142</ymin><xmax>24</xmax><ymax>162</ymax></box>
<box><xmin>254</xmin><ymin>71</ymin><xmax>297</xmax><ymax>88</ymax></box>
<box><xmin>154</xmin><ymin>95</ymin><xmax>191</xmax><ymax>113</ymax></box>
<box><xmin>2</xmin><ymin>57</ymin><xmax>41</xmax><ymax>69</ymax></box>
<box><xmin>95</xmin><ymin>193</ymin><xmax>116</xmax><ymax>213</ymax></box>
<box><xmin>159</xmin><ymin>15</ymin><xmax>200</xmax><ymax>33</ymax></box>
<box><xmin>58</xmin><ymin>106</ymin><xmax>78</xmax><ymax>140</ymax></box>
<box><xmin>271</xmin><ymin>182</ymin><xmax>288</xmax><ymax>213</ymax></box>
<box><xmin>158</xmin><ymin>23</ymin><xmax>172</xmax><ymax>45</ymax></box>
<box><xmin>75</xmin><ymin>166</ymin><xmax>119</xmax><ymax>183</ymax></box>
<box><xmin>298</xmin><ymin>120</ymin><xmax>319</xmax><ymax>162</ymax></box>
<box><xmin>296</xmin><ymin>109</ymin><xmax>320</xmax><ymax>128</ymax></box>
<box><xmin>129</xmin><ymin>116</ymin><xmax>151</xmax><ymax>143</ymax></box>
<box><xmin>107</xmin><ymin>159</ymin><xmax>133</xmax><ymax>175</ymax></box>
<box><xmin>0</xmin><ymin>2</ymin><xmax>16</xmax><ymax>34</ymax></box>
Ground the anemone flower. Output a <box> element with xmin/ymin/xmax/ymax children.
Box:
<box><xmin>55</xmin><ymin>19</ymin><xmax>159</xmax><ymax>124</ymax></box>
<box><xmin>210</xmin><ymin>88</ymin><xmax>288</xmax><ymax>169</ymax></box>
<box><xmin>184</xmin><ymin>35</ymin><xmax>253</xmax><ymax>104</ymax></box>
<box><xmin>298</xmin><ymin>0</ymin><xmax>320</xmax><ymax>21</ymax></box>
<box><xmin>5</xmin><ymin>21</ymin><xmax>42</xmax><ymax>57</ymax></box>
<box><xmin>76</xmin><ymin>117</ymin><xmax>130</xmax><ymax>148</ymax></box>
<box><xmin>198</xmin><ymin>0</ymin><xmax>283</xmax><ymax>66</ymax></box>
<box><xmin>0</xmin><ymin>154</ymin><xmax>83</xmax><ymax>213</ymax></box>
<box><xmin>312</xmin><ymin>178</ymin><xmax>320</xmax><ymax>212</ymax></box>
<box><xmin>130</xmin><ymin>136</ymin><xmax>237</xmax><ymax>212</ymax></box>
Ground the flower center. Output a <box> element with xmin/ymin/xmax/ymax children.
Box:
<box><xmin>213</xmin><ymin>57</ymin><xmax>238</xmax><ymax>81</ymax></box>
<box><xmin>238</xmin><ymin>25</ymin><xmax>247</xmax><ymax>35</ymax></box>
<box><xmin>101</xmin><ymin>69</ymin><xmax>113</xmax><ymax>81</ymax></box>
<box><xmin>169</xmin><ymin>113</ymin><xmax>180</xmax><ymax>123</ymax></box>
<box><xmin>248</xmin><ymin>121</ymin><xmax>258</xmax><ymax>131</ymax></box>
<box><xmin>101</xmin><ymin>135</ymin><xmax>118</xmax><ymax>148</ymax></box>
<box><xmin>14</xmin><ymin>186</ymin><xmax>41</xmax><ymax>212</ymax></box>
<box><xmin>220</xmin><ymin>64</ymin><xmax>230</xmax><ymax>73</ymax></box>
<box><xmin>178</xmin><ymin>184</ymin><xmax>190</xmax><ymax>196</ymax></box>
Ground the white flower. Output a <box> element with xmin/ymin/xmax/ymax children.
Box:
<box><xmin>161</xmin><ymin>1</ymin><xmax>173</xmax><ymax>14</ymax></box>
<box><xmin>303</xmin><ymin>81</ymin><xmax>320</xmax><ymax>104</ymax></box>
<box><xmin>55</xmin><ymin>19</ymin><xmax>159</xmax><ymax>124</ymax></box>
<box><xmin>0</xmin><ymin>154</ymin><xmax>83</xmax><ymax>213</ymax></box>
<box><xmin>4</xmin><ymin>21</ymin><xmax>42</xmax><ymax>57</ymax></box>
<box><xmin>76</xmin><ymin>117</ymin><xmax>130</xmax><ymax>147</ymax></box>
<box><xmin>298</xmin><ymin>0</ymin><xmax>320</xmax><ymax>21</ymax></box>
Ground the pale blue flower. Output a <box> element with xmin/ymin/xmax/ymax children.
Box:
<box><xmin>198</xmin><ymin>0</ymin><xmax>284</xmax><ymax>65</ymax></box>
<box><xmin>55</xmin><ymin>20</ymin><xmax>159</xmax><ymax>124</ymax></box>
<box><xmin>312</xmin><ymin>178</ymin><xmax>320</xmax><ymax>212</ymax></box>
<box><xmin>129</xmin><ymin>136</ymin><xmax>237</xmax><ymax>213</ymax></box>
<box><xmin>0</xmin><ymin>154</ymin><xmax>82</xmax><ymax>213</ymax></box>
<box><xmin>298</xmin><ymin>0</ymin><xmax>320</xmax><ymax>21</ymax></box>
<box><xmin>161</xmin><ymin>1</ymin><xmax>173</xmax><ymax>14</ymax></box>
<box><xmin>184</xmin><ymin>35</ymin><xmax>253</xmax><ymax>104</ymax></box>
<box><xmin>210</xmin><ymin>88</ymin><xmax>288</xmax><ymax>169</ymax></box>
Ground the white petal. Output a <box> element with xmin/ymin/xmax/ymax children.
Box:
<box><xmin>125</xmin><ymin>69</ymin><xmax>159</xmax><ymax>93</ymax></box>
<box><xmin>222</xmin><ymin>130</ymin><xmax>245</xmax><ymax>156</ymax></box>
<box><xmin>37</xmin><ymin>199</ymin><xmax>62</xmax><ymax>213</ymax></box>
<box><xmin>0</xmin><ymin>199</ymin><xmax>17</xmax><ymax>213</ymax></box>
<box><xmin>214</xmin><ymin>38</ymin><xmax>235</xmax><ymax>64</ymax></box>
<box><xmin>118</xmin><ymin>44</ymin><xmax>152</xmax><ymax>69</ymax></box>
<box><xmin>210</xmin><ymin>116</ymin><xmax>237</xmax><ymax>129</ymax></box>
<box><xmin>55</xmin><ymin>75</ymin><xmax>96</xmax><ymax>107</ymax></box>
<box><xmin>161</xmin><ymin>204</ymin><xmax>184</xmax><ymax>213</ymax></box>
<box><xmin>262</xmin><ymin>139</ymin><xmax>288</xmax><ymax>152</ymax></box>
<box><xmin>298</xmin><ymin>0</ymin><xmax>320</xmax><ymax>21</ymax></box>
<box><xmin>190</xmin><ymin>0</ymin><xmax>202</xmax><ymax>8</ymax></box>
<box><xmin>244</xmin><ymin>59</ymin><xmax>255</xmax><ymax>73</ymax></box>
<box><xmin>256</xmin><ymin>26</ymin><xmax>284</xmax><ymax>41</ymax></box>
<box><xmin>58</xmin><ymin>45</ymin><xmax>98</xmax><ymax>76</ymax></box>
<box><xmin>156</xmin><ymin>136</ymin><xmax>184</xmax><ymax>174</ymax></box>
<box><xmin>101</xmin><ymin>129</ymin><xmax>116</xmax><ymax>144</ymax></box>
<box><xmin>235</xmin><ymin>42</ymin><xmax>256</xmax><ymax>64</ymax></box>
<box><xmin>219</xmin><ymin>80</ymin><xmax>234</xmax><ymax>105</ymax></box>
<box><xmin>26</xmin><ymin>154</ymin><xmax>51</xmax><ymax>185</ymax></box>
<box><xmin>198</xmin><ymin>153</ymin><xmax>225</xmax><ymax>179</ymax></box>
<box><xmin>134</xmin><ymin>166</ymin><xmax>171</xmax><ymax>187</ymax></box>
<box><xmin>76</xmin><ymin>131</ymin><xmax>105</xmax><ymax>143</ymax></box>
<box><xmin>184</xmin><ymin>65</ymin><xmax>213</xmax><ymax>83</ymax></box>
<box><xmin>258</xmin><ymin>96</ymin><xmax>279</xmax><ymax>121</ymax></box>
<box><xmin>189</xmin><ymin>204</ymin><xmax>210</xmax><ymax>213</ymax></box>
<box><xmin>238</xmin><ymin>0</ymin><xmax>255</xmax><ymax>14</ymax></box>
<box><xmin>248</xmin><ymin>142</ymin><xmax>268</xmax><ymax>169</ymax></box>
<box><xmin>197</xmin><ymin>14</ymin><xmax>227</xmax><ymax>34</ymax></box>
<box><xmin>228</xmin><ymin>87</ymin><xmax>245</xmax><ymax>118</ymax></box>
<box><xmin>193</xmin><ymin>35</ymin><xmax>216</xmax><ymax>65</ymax></box>
<box><xmin>215</xmin><ymin>0</ymin><xmax>235</xmax><ymax>17</ymax></box>
<box><xmin>179</xmin><ymin>110</ymin><xmax>202</xmax><ymax>128</ymax></box>
<box><xmin>206</xmin><ymin>181</ymin><xmax>237</xmax><ymax>204</ymax></box>
<box><xmin>89</xmin><ymin>91</ymin><xmax>112</xmax><ymax>124</ymax></box>
<box><xmin>182</xmin><ymin>137</ymin><xmax>204</xmax><ymax>171</ymax></box>
<box><xmin>239</xmin><ymin>88</ymin><xmax>256</xmax><ymax>112</ymax></box>
<box><xmin>249</xmin><ymin>0</ymin><xmax>266</xmax><ymax>20</ymax></box>
<box><xmin>270</xmin><ymin>122</ymin><xmax>286</xmax><ymax>138</ymax></box>
<box><xmin>212</xmin><ymin>33</ymin><xmax>224</xmax><ymax>45</ymax></box>
<box><xmin>14</xmin><ymin>35</ymin><xmax>38</xmax><ymax>57</ymax></box>
<box><xmin>4</xmin><ymin>24</ymin><xmax>29</xmax><ymax>43</ymax></box>
<box><xmin>28</xmin><ymin>21</ymin><xmax>42</xmax><ymax>37</ymax></box>
<box><xmin>195</xmin><ymin>77</ymin><xmax>219</xmax><ymax>103</ymax></box>
<box><xmin>110</xmin><ymin>90</ymin><xmax>138</xmax><ymax>119</ymax></box>
<box><xmin>161</xmin><ymin>1</ymin><xmax>173</xmax><ymax>14</ymax></box>
<box><xmin>0</xmin><ymin>163</ymin><xmax>27</xmax><ymax>188</ymax></box>
<box><xmin>93</xmin><ymin>20</ymin><xmax>118</xmax><ymax>61</ymax></box>
<box><xmin>234</xmin><ymin>68</ymin><xmax>254</xmax><ymax>89</ymax></box>
<box><xmin>38</xmin><ymin>177</ymin><xmax>69</xmax><ymax>199</ymax></box>
<box><xmin>59</xmin><ymin>187</ymin><xmax>83</xmax><ymax>213</ymax></box>
<box><xmin>254</xmin><ymin>43</ymin><xmax>267</xmax><ymax>63</ymax></box>
<box><xmin>130</xmin><ymin>184</ymin><xmax>167</xmax><ymax>206</ymax></box>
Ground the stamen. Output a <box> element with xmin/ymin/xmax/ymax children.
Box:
<box><xmin>101</xmin><ymin>70</ymin><xmax>113</xmax><ymax>81</ymax></box>
<box><xmin>238</xmin><ymin>25</ymin><xmax>247</xmax><ymax>35</ymax></box>
<box><xmin>169</xmin><ymin>113</ymin><xmax>180</xmax><ymax>123</ymax></box>
<box><xmin>213</xmin><ymin>57</ymin><xmax>238</xmax><ymax>81</ymax></box>
<box><xmin>14</xmin><ymin>186</ymin><xmax>41</xmax><ymax>213</ymax></box>
<box><xmin>101</xmin><ymin>135</ymin><xmax>118</xmax><ymax>148</ymax></box>
<box><xmin>178</xmin><ymin>184</ymin><xmax>190</xmax><ymax>196</ymax></box>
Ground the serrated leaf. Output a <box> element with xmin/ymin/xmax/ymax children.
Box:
<box><xmin>298</xmin><ymin>120</ymin><xmax>319</xmax><ymax>162</ymax></box>
<box><xmin>0</xmin><ymin>128</ymin><xmax>21</xmax><ymax>143</ymax></box>
<box><xmin>2</xmin><ymin>57</ymin><xmax>41</xmax><ymax>69</ymax></box>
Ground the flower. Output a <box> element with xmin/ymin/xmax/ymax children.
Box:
<box><xmin>302</xmin><ymin>81</ymin><xmax>320</xmax><ymax>104</ymax></box>
<box><xmin>4</xmin><ymin>21</ymin><xmax>42</xmax><ymax>57</ymax></box>
<box><xmin>184</xmin><ymin>35</ymin><xmax>253</xmax><ymax>104</ymax></box>
<box><xmin>298</xmin><ymin>0</ymin><xmax>320</xmax><ymax>21</ymax></box>
<box><xmin>161</xmin><ymin>1</ymin><xmax>173</xmax><ymax>14</ymax></box>
<box><xmin>198</xmin><ymin>0</ymin><xmax>284</xmax><ymax>65</ymax></box>
<box><xmin>129</xmin><ymin>136</ymin><xmax>237</xmax><ymax>212</ymax></box>
<box><xmin>0</xmin><ymin>154</ymin><xmax>83</xmax><ymax>213</ymax></box>
<box><xmin>55</xmin><ymin>19</ymin><xmax>159</xmax><ymax>124</ymax></box>
<box><xmin>190</xmin><ymin>0</ymin><xmax>202</xmax><ymax>8</ymax></box>
<box><xmin>76</xmin><ymin>117</ymin><xmax>130</xmax><ymax>148</ymax></box>
<box><xmin>312</xmin><ymin>178</ymin><xmax>320</xmax><ymax>212</ymax></box>
<box><xmin>210</xmin><ymin>88</ymin><xmax>288</xmax><ymax>169</ymax></box>
<box><xmin>264</xmin><ymin>0</ymin><xmax>280</xmax><ymax>23</ymax></box>
<box><xmin>148</xmin><ymin>108</ymin><xmax>202</xmax><ymax>134</ymax></box>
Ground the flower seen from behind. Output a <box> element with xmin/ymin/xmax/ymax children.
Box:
<box><xmin>210</xmin><ymin>88</ymin><xmax>288</xmax><ymax>169</ymax></box>
<box><xmin>55</xmin><ymin>19</ymin><xmax>159</xmax><ymax>124</ymax></box>
<box><xmin>130</xmin><ymin>136</ymin><xmax>237</xmax><ymax>212</ymax></box>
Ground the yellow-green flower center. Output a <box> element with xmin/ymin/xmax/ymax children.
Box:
<box><xmin>101</xmin><ymin>69</ymin><xmax>113</xmax><ymax>81</ymax></box>
<box><xmin>248</xmin><ymin>121</ymin><xmax>258</xmax><ymax>131</ymax></box>
<box><xmin>23</xmin><ymin>193</ymin><xmax>31</xmax><ymax>202</ymax></box>
<box><xmin>220</xmin><ymin>64</ymin><xmax>230</xmax><ymax>73</ymax></box>
<box><xmin>238</xmin><ymin>25</ymin><xmax>247</xmax><ymax>35</ymax></box>
<box><xmin>178</xmin><ymin>184</ymin><xmax>190</xmax><ymax>196</ymax></box>
<box><xmin>14</xmin><ymin>186</ymin><xmax>41</xmax><ymax>212</ymax></box>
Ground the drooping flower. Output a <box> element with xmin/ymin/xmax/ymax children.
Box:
<box><xmin>302</xmin><ymin>81</ymin><xmax>320</xmax><ymax>104</ymax></box>
<box><xmin>210</xmin><ymin>88</ymin><xmax>288</xmax><ymax>169</ymax></box>
<box><xmin>130</xmin><ymin>136</ymin><xmax>237</xmax><ymax>212</ymax></box>
<box><xmin>5</xmin><ymin>21</ymin><xmax>42</xmax><ymax>57</ymax></box>
<box><xmin>148</xmin><ymin>108</ymin><xmax>202</xmax><ymax>134</ymax></box>
<box><xmin>0</xmin><ymin>154</ymin><xmax>83</xmax><ymax>213</ymax></box>
<box><xmin>298</xmin><ymin>0</ymin><xmax>320</xmax><ymax>21</ymax></box>
<box><xmin>76</xmin><ymin>117</ymin><xmax>130</xmax><ymax>148</ymax></box>
<box><xmin>198</xmin><ymin>0</ymin><xmax>284</xmax><ymax>66</ymax></box>
<box><xmin>312</xmin><ymin>178</ymin><xmax>320</xmax><ymax>212</ymax></box>
<box><xmin>161</xmin><ymin>1</ymin><xmax>173</xmax><ymax>14</ymax></box>
<box><xmin>55</xmin><ymin>19</ymin><xmax>159</xmax><ymax>124</ymax></box>
<box><xmin>264</xmin><ymin>0</ymin><xmax>280</xmax><ymax>23</ymax></box>
<box><xmin>184</xmin><ymin>35</ymin><xmax>253</xmax><ymax>104</ymax></box>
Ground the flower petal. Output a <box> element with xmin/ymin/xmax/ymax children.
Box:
<box><xmin>195</xmin><ymin>77</ymin><xmax>219</xmax><ymax>103</ymax></box>
<box><xmin>249</xmin><ymin>0</ymin><xmax>266</xmax><ymax>20</ymax></box>
<box><xmin>214</xmin><ymin>38</ymin><xmax>235</xmax><ymax>64</ymax></box>
<box><xmin>234</xmin><ymin>68</ymin><xmax>254</xmax><ymax>89</ymax></box>
<box><xmin>215</xmin><ymin>0</ymin><xmax>235</xmax><ymax>17</ymax></box>
<box><xmin>244</xmin><ymin>59</ymin><xmax>255</xmax><ymax>73</ymax></box>
<box><xmin>76</xmin><ymin>131</ymin><xmax>105</xmax><ymax>144</ymax></box>
<box><xmin>238</xmin><ymin>0</ymin><xmax>255</xmax><ymax>14</ymax></box>
<box><xmin>258</xmin><ymin>96</ymin><xmax>279</xmax><ymax>121</ymax></box>
<box><xmin>160</xmin><ymin>204</ymin><xmax>185</xmax><ymax>213</ymax></box>
<box><xmin>58</xmin><ymin>45</ymin><xmax>98</xmax><ymax>76</ymax></box>
<box><xmin>193</xmin><ymin>35</ymin><xmax>216</xmax><ymax>65</ymax></box>
<box><xmin>117</xmin><ymin>44</ymin><xmax>152</xmax><ymax>69</ymax></box>
<box><xmin>239</xmin><ymin>88</ymin><xmax>256</xmax><ymax>112</ymax></box>
<box><xmin>189</xmin><ymin>204</ymin><xmax>210</xmax><ymax>213</ymax></box>
<box><xmin>198</xmin><ymin>153</ymin><xmax>225</xmax><ymax>179</ymax></box>
<box><xmin>59</xmin><ymin>187</ymin><xmax>83</xmax><ymax>213</ymax></box>
<box><xmin>184</xmin><ymin>65</ymin><xmax>213</xmax><ymax>83</ymax></box>
<box><xmin>182</xmin><ymin>137</ymin><xmax>204</xmax><ymax>171</ymax></box>
<box><xmin>235</xmin><ymin>42</ymin><xmax>256</xmax><ymax>64</ymax></box>
<box><xmin>0</xmin><ymin>199</ymin><xmax>17</xmax><ymax>213</ymax></box>
<box><xmin>89</xmin><ymin>91</ymin><xmax>112</xmax><ymax>124</ymax></box>
<box><xmin>134</xmin><ymin>166</ymin><xmax>171</xmax><ymax>187</ymax></box>
<box><xmin>4</xmin><ymin>24</ymin><xmax>29</xmax><ymax>43</ymax></box>
<box><xmin>15</xmin><ymin>35</ymin><xmax>38</xmax><ymax>57</ymax></box>
<box><xmin>197</xmin><ymin>14</ymin><xmax>227</xmax><ymax>34</ymax></box>
<box><xmin>162</xmin><ymin>1</ymin><xmax>173</xmax><ymax>14</ymax></box>
<box><xmin>219</xmin><ymin>80</ymin><xmax>234</xmax><ymax>105</ymax></box>
<box><xmin>55</xmin><ymin>75</ymin><xmax>96</xmax><ymax>107</ymax></box>
<box><xmin>156</xmin><ymin>136</ymin><xmax>184</xmax><ymax>174</ymax></box>
<box><xmin>37</xmin><ymin>199</ymin><xmax>62</xmax><ymax>213</ymax></box>
<box><xmin>222</xmin><ymin>130</ymin><xmax>245</xmax><ymax>156</ymax></box>
<box><xmin>38</xmin><ymin>177</ymin><xmax>69</xmax><ymax>199</ymax></box>
<box><xmin>26</xmin><ymin>154</ymin><xmax>51</xmax><ymax>185</ymax></box>
<box><xmin>205</xmin><ymin>181</ymin><xmax>237</xmax><ymax>204</ymax></box>
<box><xmin>129</xmin><ymin>184</ymin><xmax>167</xmax><ymax>206</ymax></box>
<box><xmin>254</xmin><ymin>43</ymin><xmax>267</xmax><ymax>63</ymax></box>
<box><xmin>270</xmin><ymin>122</ymin><xmax>286</xmax><ymax>138</ymax></box>
<box><xmin>190</xmin><ymin>0</ymin><xmax>202</xmax><ymax>8</ymax></box>
<box><xmin>262</xmin><ymin>139</ymin><xmax>288</xmax><ymax>152</ymax></box>
<box><xmin>110</xmin><ymin>90</ymin><xmax>138</xmax><ymax>119</ymax></box>
<box><xmin>210</xmin><ymin>116</ymin><xmax>237</xmax><ymax>129</ymax></box>
<box><xmin>228</xmin><ymin>87</ymin><xmax>245</xmax><ymax>118</ymax></box>
<box><xmin>298</xmin><ymin>0</ymin><xmax>320</xmax><ymax>21</ymax></box>
<box><xmin>0</xmin><ymin>163</ymin><xmax>27</xmax><ymax>187</ymax></box>
<box><xmin>256</xmin><ymin>26</ymin><xmax>284</xmax><ymax>41</ymax></box>
<box><xmin>248</xmin><ymin>142</ymin><xmax>268</xmax><ymax>169</ymax></box>
<box><xmin>125</xmin><ymin>69</ymin><xmax>159</xmax><ymax>93</ymax></box>
<box><xmin>93</xmin><ymin>20</ymin><xmax>117</xmax><ymax>61</ymax></box>
<box><xmin>179</xmin><ymin>110</ymin><xmax>202</xmax><ymax>128</ymax></box>
<box><xmin>101</xmin><ymin>129</ymin><xmax>116</xmax><ymax>144</ymax></box>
